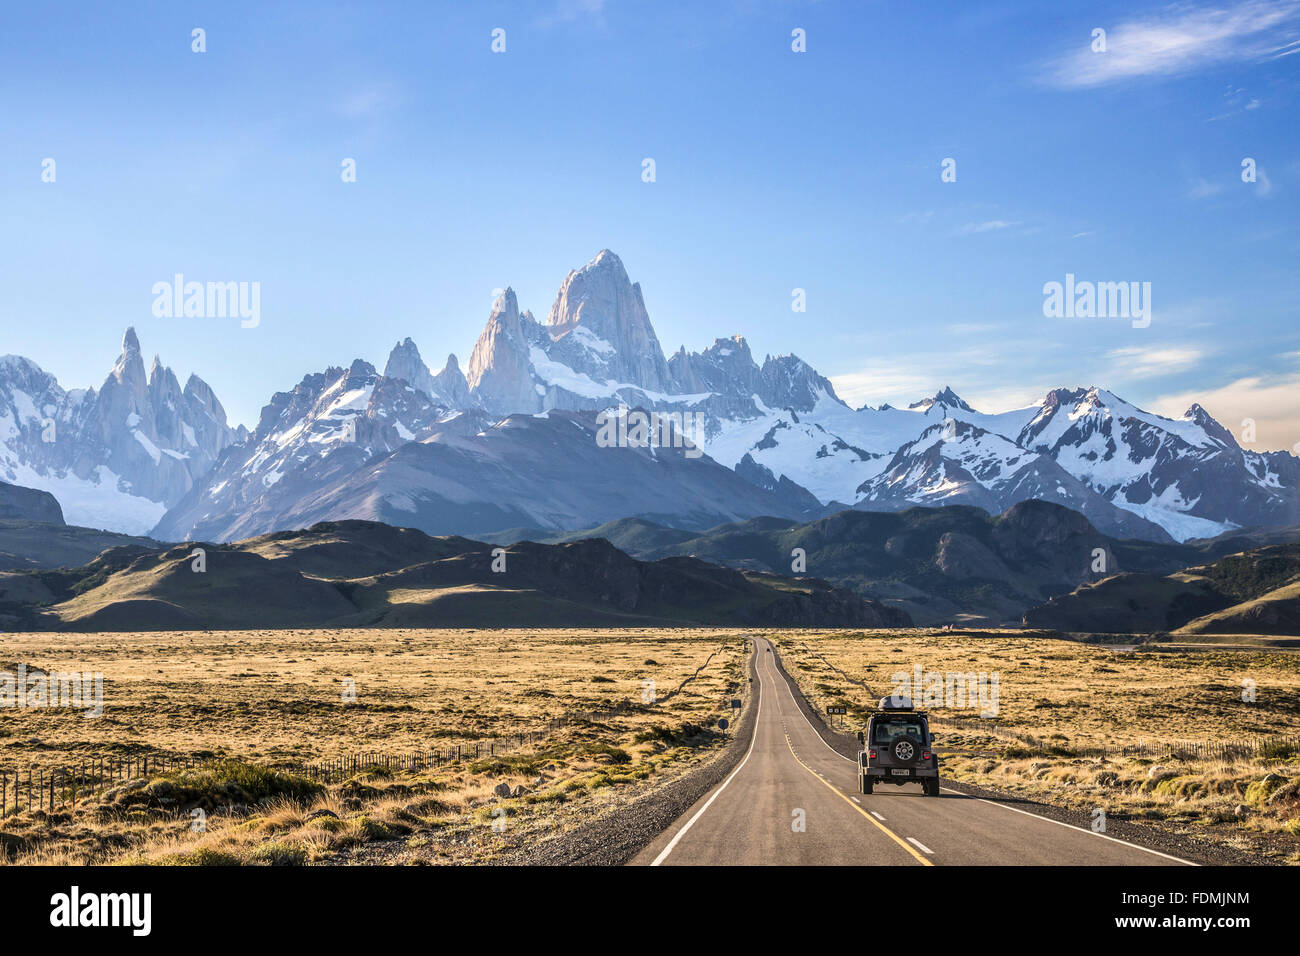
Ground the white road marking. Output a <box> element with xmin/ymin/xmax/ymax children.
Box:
<box><xmin>939</xmin><ymin>788</ymin><xmax>1198</xmax><ymax>866</ymax></box>
<box><xmin>769</xmin><ymin>639</ymin><xmax>1199</xmax><ymax>867</ymax></box>
<box><xmin>651</xmin><ymin>640</ymin><xmax>764</xmax><ymax>866</ymax></box>
<box><xmin>850</xmin><ymin>796</ymin><xmax>861</xmax><ymax>804</ymax></box>
<box><xmin>871</xmin><ymin>811</ymin><xmax>886</xmax><ymax>821</ymax></box>
<box><xmin>907</xmin><ymin>837</ymin><xmax>935</xmax><ymax>855</ymax></box>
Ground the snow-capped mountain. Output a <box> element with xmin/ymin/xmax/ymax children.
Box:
<box><xmin>855</xmin><ymin>420</ymin><xmax>1175</xmax><ymax>541</ymax></box>
<box><xmin>404</xmin><ymin>249</ymin><xmax>1296</xmax><ymax>542</ymax></box>
<box><xmin>0</xmin><ymin>329</ymin><xmax>240</xmax><ymax>533</ymax></box>
<box><xmin>6</xmin><ymin>251</ymin><xmax>1296</xmax><ymax>544</ymax></box>
<box><xmin>154</xmin><ymin>407</ymin><xmax>809</xmax><ymax>542</ymax></box>
<box><xmin>1012</xmin><ymin>387</ymin><xmax>1300</xmax><ymax>541</ymax></box>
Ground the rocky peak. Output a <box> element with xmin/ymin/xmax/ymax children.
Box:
<box><xmin>758</xmin><ymin>354</ymin><xmax>840</xmax><ymax>412</ymax></box>
<box><xmin>467</xmin><ymin>288</ymin><xmax>541</xmax><ymax>414</ymax></box>
<box><xmin>383</xmin><ymin>337</ymin><xmax>439</xmax><ymax>400</ymax></box>
<box><xmin>669</xmin><ymin>335</ymin><xmax>760</xmax><ymax>396</ymax></box>
<box><xmin>909</xmin><ymin>386</ymin><xmax>974</xmax><ymax>414</ymax></box>
<box><xmin>431</xmin><ymin>353</ymin><xmax>470</xmax><ymax>408</ymax></box>
<box><xmin>1183</xmin><ymin>402</ymin><xmax>1239</xmax><ymax>450</ymax></box>
<box><xmin>544</xmin><ymin>250</ymin><xmax>670</xmax><ymax>392</ymax></box>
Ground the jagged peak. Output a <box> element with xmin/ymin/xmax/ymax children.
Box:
<box><xmin>122</xmin><ymin>327</ymin><xmax>141</xmax><ymax>355</ymax></box>
<box><xmin>0</xmin><ymin>353</ymin><xmax>47</xmax><ymax>374</ymax></box>
<box><xmin>489</xmin><ymin>287</ymin><xmax>520</xmax><ymax>320</ymax></box>
<box><xmin>909</xmin><ymin>386</ymin><xmax>974</xmax><ymax>413</ymax></box>
<box><xmin>441</xmin><ymin>354</ymin><xmax>460</xmax><ymax>373</ymax></box>
<box><xmin>183</xmin><ymin>373</ymin><xmax>211</xmax><ymax>395</ymax></box>
<box><xmin>585</xmin><ymin>248</ymin><xmax>625</xmax><ymax>273</ymax></box>
<box><xmin>707</xmin><ymin>334</ymin><xmax>750</xmax><ymax>355</ymax></box>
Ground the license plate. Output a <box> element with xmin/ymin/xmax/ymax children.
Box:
<box><xmin>890</xmin><ymin>769</ymin><xmax>910</xmax><ymax>776</ymax></box>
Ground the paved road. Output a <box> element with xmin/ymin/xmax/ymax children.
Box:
<box><xmin>633</xmin><ymin>637</ymin><xmax>1193</xmax><ymax>866</ymax></box>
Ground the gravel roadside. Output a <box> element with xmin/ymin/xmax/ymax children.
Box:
<box><xmin>495</xmin><ymin>637</ymin><xmax>761</xmax><ymax>866</ymax></box>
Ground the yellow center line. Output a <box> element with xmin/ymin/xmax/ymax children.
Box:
<box><xmin>782</xmin><ymin>730</ymin><xmax>932</xmax><ymax>866</ymax></box>
<box><xmin>761</xmin><ymin>640</ymin><xmax>932</xmax><ymax>867</ymax></box>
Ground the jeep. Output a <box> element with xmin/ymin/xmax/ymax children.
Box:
<box><xmin>856</xmin><ymin>695</ymin><xmax>940</xmax><ymax>796</ymax></box>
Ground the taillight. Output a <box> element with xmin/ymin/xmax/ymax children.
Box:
<box><xmin>922</xmin><ymin>751</ymin><xmax>932</xmax><ymax>760</ymax></box>
<box><xmin>868</xmin><ymin>749</ymin><xmax>877</xmax><ymax>759</ymax></box>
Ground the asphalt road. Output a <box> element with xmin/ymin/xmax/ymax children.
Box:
<box><xmin>633</xmin><ymin>637</ymin><xmax>1194</xmax><ymax>866</ymax></box>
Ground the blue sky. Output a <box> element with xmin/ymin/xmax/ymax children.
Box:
<box><xmin>2</xmin><ymin>0</ymin><xmax>1298</xmax><ymax>447</ymax></box>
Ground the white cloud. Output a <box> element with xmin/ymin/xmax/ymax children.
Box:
<box><xmin>830</xmin><ymin>364</ymin><xmax>936</xmax><ymax>408</ymax></box>
<box><xmin>1107</xmin><ymin>345</ymin><xmax>1207</xmax><ymax>378</ymax></box>
<box><xmin>1188</xmin><ymin>176</ymin><xmax>1223</xmax><ymax>199</ymax></box>
<box><xmin>955</xmin><ymin>219</ymin><xmax>1020</xmax><ymax>235</ymax></box>
<box><xmin>1044</xmin><ymin>0</ymin><xmax>1300</xmax><ymax>88</ymax></box>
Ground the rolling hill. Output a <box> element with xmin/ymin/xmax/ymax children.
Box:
<box><xmin>0</xmin><ymin>520</ymin><xmax>909</xmax><ymax>631</ymax></box>
<box><xmin>1023</xmin><ymin>543</ymin><xmax>1300</xmax><ymax>635</ymax></box>
<box><xmin>479</xmin><ymin>501</ymin><xmax>1300</xmax><ymax>626</ymax></box>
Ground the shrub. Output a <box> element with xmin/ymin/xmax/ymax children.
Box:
<box><xmin>579</xmin><ymin>742</ymin><xmax>631</xmax><ymax>765</ymax></box>
<box><xmin>248</xmin><ymin>841</ymin><xmax>309</xmax><ymax>866</ymax></box>
<box><xmin>115</xmin><ymin>760</ymin><xmax>322</xmax><ymax>813</ymax></box>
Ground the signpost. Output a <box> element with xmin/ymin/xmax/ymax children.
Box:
<box><xmin>827</xmin><ymin>704</ymin><xmax>847</xmax><ymax>729</ymax></box>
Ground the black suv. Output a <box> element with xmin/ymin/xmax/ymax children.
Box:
<box><xmin>857</xmin><ymin>696</ymin><xmax>940</xmax><ymax>796</ymax></box>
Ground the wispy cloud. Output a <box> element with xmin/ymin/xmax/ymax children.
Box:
<box><xmin>955</xmin><ymin>219</ymin><xmax>1020</xmax><ymax>235</ymax></box>
<box><xmin>1107</xmin><ymin>345</ymin><xmax>1207</xmax><ymax>378</ymax></box>
<box><xmin>830</xmin><ymin>363</ymin><xmax>937</xmax><ymax>409</ymax></box>
<box><xmin>830</xmin><ymin>346</ymin><xmax>1029</xmax><ymax>410</ymax></box>
<box><xmin>337</xmin><ymin>83</ymin><xmax>399</xmax><ymax>118</ymax></box>
<box><xmin>1255</xmin><ymin>167</ymin><xmax>1275</xmax><ymax>196</ymax></box>
<box><xmin>537</xmin><ymin>0</ymin><xmax>608</xmax><ymax>27</ymax></box>
<box><xmin>1043</xmin><ymin>0</ymin><xmax>1300</xmax><ymax>88</ymax></box>
<box><xmin>1188</xmin><ymin>176</ymin><xmax>1223</xmax><ymax>199</ymax></box>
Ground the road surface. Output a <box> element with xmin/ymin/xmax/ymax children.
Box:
<box><xmin>633</xmin><ymin>637</ymin><xmax>1193</xmax><ymax>866</ymax></box>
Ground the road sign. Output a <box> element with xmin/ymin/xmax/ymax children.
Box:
<box><xmin>731</xmin><ymin>699</ymin><xmax>741</xmax><ymax>710</ymax></box>
<box><xmin>717</xmin><ymin>718</ymin><xmax>729</xmax><ymax>731</ymax></box>
<box><xmin>827</xmin><ymin>705</ymin><xmax>847</xmax><ymax>715</ymax></box>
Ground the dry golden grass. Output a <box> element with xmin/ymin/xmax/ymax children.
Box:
<box><xmin>772</xmin><ymin>630</ymin><xmax>1300</xmax><ymax>862</ymax></box>
<box><xmin>1</xmin><ymin>628</ymin><xmax>750</xmax><ymax>865</ymax></box>
<box><xmin>0</xmin><ymin>628</ymin><xmax>745</xmax><ymax>768</ymax></box>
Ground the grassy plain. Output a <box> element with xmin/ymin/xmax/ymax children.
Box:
<box><xmin>1</xmin><ymin>628</ymin><xmax>748</xmax><ymax>864</ymax></box>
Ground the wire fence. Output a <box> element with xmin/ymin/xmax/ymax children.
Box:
<box><xmin>1</xmin><ymin>689</ymin><xmax>741</xmax><ymax>817</ymax></box>
<box><xmin>934</xmin><ymin>715</ymin><xmax>1300</xmax><ymax>761</ymax></box>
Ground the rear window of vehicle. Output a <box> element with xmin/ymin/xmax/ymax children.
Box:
<box><xmin>872</xmin><ymin>717</ymin><xmax>925</xmax><ymax>744</ymax></box>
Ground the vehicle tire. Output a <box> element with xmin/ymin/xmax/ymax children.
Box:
<box><xmin>892</xmin><ymin>737</ymin><xmax>922</xmax><ymax>764</ymax></box>
<box><xmin>862</xmin><ymin>776</ymin><xmax>873</xmax><ymax>794</ymax></box>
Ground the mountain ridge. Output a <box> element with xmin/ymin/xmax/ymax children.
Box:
<box><xmin>3</xmin><ymin>250</ymin><xmax>1295</xmax><ymax>544</ymax></box>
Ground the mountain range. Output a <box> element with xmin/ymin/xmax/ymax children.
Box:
<box><xmin>3</xmin><ymin>250</ymin><xmax>1295</xmax><ymax>544</ymax></box>
<box><xmin>479</xmin><ymin>499</ymin><xmax>1300</xmax><ymax>626</ymax></box>
<box><xmin>0</xmin><ymin>520</ymin><xmax>906</xmax><ymax>631</ymax></box>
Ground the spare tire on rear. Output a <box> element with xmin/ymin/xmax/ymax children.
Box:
<box><xmin>892</xmin><ymin>737</ymin><xmax>921</xmax><ymax>764</ymax></box>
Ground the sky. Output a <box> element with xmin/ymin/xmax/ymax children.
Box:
<box><xmin>1</xmin><ymin>0</ymin><xmax>1297</xmax><ymax>448</ymax></box>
